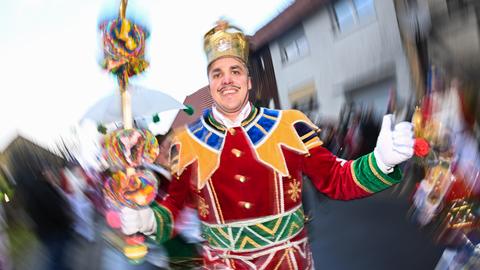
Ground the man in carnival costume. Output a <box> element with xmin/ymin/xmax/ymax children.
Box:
<box><xmin>121</xmin><ymin>20</ymin><xmax>415</xmax><ymax>269</ymax></box>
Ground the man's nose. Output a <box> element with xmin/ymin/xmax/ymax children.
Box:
<box><xmin>222</xmin><ymin>73</ymin><xmax>233</xmax><ymax>85</ymax></box>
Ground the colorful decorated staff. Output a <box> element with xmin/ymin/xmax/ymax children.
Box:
<box><xmin>98</xmin><ymin>0</ymin><xmax>158</xmax><ymax>263</ymax></box>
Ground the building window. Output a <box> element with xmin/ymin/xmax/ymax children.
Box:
<box><xmin>333</xmin><ymin>0</ymin><xmax>375</xmax><ymax>32</ymax></box>
<box><xmin>289</xmin><ymin>81</ymin><xmax>318</xmax><ymax>114</ymax></box>
<box><xmin>279</xmin><ymin>26</ymin><xmax>309</xmax><ymax>64</ymax></box>
<box><xmin>354</xmin><ymin>0</ymin><xmax>376</xmax><ymax>22</ymax></box>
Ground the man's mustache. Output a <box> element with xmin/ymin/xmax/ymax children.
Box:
<box><xmin>218</xmin><ymin>85</ymin><xmax>240</xmax><ymax>92</ymax></box>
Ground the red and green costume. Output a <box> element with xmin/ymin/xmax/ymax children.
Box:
<box><xmin>150</xmin><ymin>106</ymin><xmax>402</xmax><ymax>269</ymax></box>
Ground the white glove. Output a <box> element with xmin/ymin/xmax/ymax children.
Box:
<box><xmin>374</xmin><ymin>114</ymin><xmax>414</xmax><ymax>174</ymax></box>
<box><xmin>120</xmin><ymin>206</ymin><xmax>157</xmax><ymax>236</ymax></box>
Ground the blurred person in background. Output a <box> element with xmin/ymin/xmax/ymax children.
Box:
<box><xmin>0</xmin><ymin>198</ymin><xmax>12</xmax><ymax>270</ymax></box>
<box><xmin>356</xmin><ymin>106</ymin><xmax>381</xmax><ymax>158</ymax></box>
<box><xmin>61</xmin><ymin>164</ymin><xmax>102</xmax><ymax>270</ymax></box>
<box><xmin>23</xmin><ymin>167</ymin><xmax>73</xmax><ymax>270</ymax></box>
<box><xmin>119</xmin><ymin>20</ymin><xmax>415</xmax><ymax>269</ymax></box>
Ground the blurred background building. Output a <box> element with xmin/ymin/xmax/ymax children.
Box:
<box><xmin>251</xmin><ymin>0</ymin><xmax>413</xmax><ymax>123</ymax></box>
<box><xmin>175</xmin><ymin>0</ymin><xmax>417</xmax><ymax>127</ymax></box>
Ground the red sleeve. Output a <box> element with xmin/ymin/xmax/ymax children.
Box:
<box><xmin>302</xmin><ymin>146</ymin><xmax>371</xmax><ymax>200</ymax></box>
<box><xmin>295</xmin><ymin>121</ymin><xmax>402</xmax><ymax>200</ymax></box>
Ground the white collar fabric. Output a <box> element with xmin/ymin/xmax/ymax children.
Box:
<box><xmin>212</xmin><ymin>102</ymin><xmax>252</xmax><ymax>128</ymax></box>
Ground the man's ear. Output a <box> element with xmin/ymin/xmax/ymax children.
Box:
<box><xmin>248</xmin><ymin>76</ymin><xmax>252</xmax><ymax>90</ymax></box>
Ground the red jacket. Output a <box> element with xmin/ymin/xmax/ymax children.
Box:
<box><xmin>150</xmin><ymin>107</ymin><xmax>402</xmax><ymax>269</ymax></box>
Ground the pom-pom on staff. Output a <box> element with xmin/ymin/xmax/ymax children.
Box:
<box><xmin>99</xmin><ymin>0</ymin><xmax>149</xmax><ymax>130</ymax></box>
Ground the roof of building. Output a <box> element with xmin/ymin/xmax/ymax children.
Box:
<box><xmin>170</xmin><ymin>86</ymin><xmax>213</xmax><ymax>129</ymax></box>
<box><xmin>250</xmin><ymin>0</ymin><xmax>329</xmax><ymax>51</ymax></box>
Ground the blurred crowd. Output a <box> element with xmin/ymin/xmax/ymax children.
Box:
<box><xmin>319</xmin><ymin>103</ymin><xmax>382</xmax><ymax>160</ymax></box>
<box><xmin>408</xmin><ymin>70</ymin><xmax>480</xmax><ymax>269</ymax></box>
<box><xmin>0</xmin><ymin>136</ymin><xmax>204</xmax><ymax>270</ymax></box>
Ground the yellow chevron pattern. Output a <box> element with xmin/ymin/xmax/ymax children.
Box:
<box><xmin>256</xmin><ymin>217</ymin><xmax>283</xmax><ymax>235</ymax></box>
<box><xmin>239</xmin><ymin>236</ymin><xmax>262</xmax><ymax>249</ymax></box>
<box><xmin>202</xmin><ymin>207</ymin><xmax>305</xmax><ymax>252</ymax></box>
<box><xmin>288</xmin><ymin>222</ymin><xmax>301</xmax><ymax>237</ymax></box>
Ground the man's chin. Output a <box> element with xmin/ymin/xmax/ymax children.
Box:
<box><xmin>217</xmin><ymin>104</ymin><xmax>244</xmax><ymax>114</ymax></box>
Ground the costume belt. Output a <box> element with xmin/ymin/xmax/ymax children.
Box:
<box><xmin>201</xmin><ymin>206</ymin><xmax>305</xmax><ymax>252</ymax></box>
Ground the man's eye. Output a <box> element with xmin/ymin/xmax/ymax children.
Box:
<box><xmin>232</xmin><ymin>70</ymin><xmax>240</xmax><ymax>75</ymax></box>
<box><xmin>212</xmin><ymin>73</ymin><xmax>220</xmax><ymax>79</ymax></box>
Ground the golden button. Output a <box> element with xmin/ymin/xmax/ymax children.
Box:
<box><xmin>228</xmin><ymin>128</ymin><xmax>236</xmax><ymax>135</ymax></box>
<box><xmin>239</xmin><ymin>201</ymin><xmax>252</xmax><ymax>209</ymax></box>
<box><xmin>234</xmin><ymin>174</ymin><xmax>246</xmax><ymax>183</ymax></box>
<box><xmin>231</xmin><ymin>148</ymin><xmax>242</xmax><ymax>157</ymax></box>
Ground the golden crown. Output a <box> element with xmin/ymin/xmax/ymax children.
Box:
<box><xmin>203</xmin><ymin>20</ymin><xmax>249</xmax><ymax>67</ymax></box>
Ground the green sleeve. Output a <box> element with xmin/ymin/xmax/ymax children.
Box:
<box><xmin>351</xmin><ymin>152</ymin><xmax>403</xmax><ymax>193</ymax></box>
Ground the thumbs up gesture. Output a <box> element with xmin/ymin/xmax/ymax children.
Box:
<box><xmin>374</xmin><ymin>114</ymin><xmax>414</xmax><ymax>173</ymax></box>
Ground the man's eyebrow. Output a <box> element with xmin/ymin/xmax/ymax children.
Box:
<box><xmin>231</xmin><ymin>65</ymin><xmax>244</xmax><ymax>71</ymax></box>
<box><xmin>209</xmin><ymin>67</ymin><xmax>221</xmax><ymax>74</ymax></box>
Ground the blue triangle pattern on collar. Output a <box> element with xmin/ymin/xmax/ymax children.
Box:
<box><xmin>245</xmin><ymin>108</ymin><xmax>280</xmax><ymax>146</ymax></box>
<box><xmin>187</xmin><ymin>117</ymin><xmax>224</xmax><ymax>151</ymax></box>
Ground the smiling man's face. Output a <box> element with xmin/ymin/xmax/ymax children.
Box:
<box><xmin>208</xmin><ymin>57</ymin><xmax>251</xmax><ymax>119</ymax></box>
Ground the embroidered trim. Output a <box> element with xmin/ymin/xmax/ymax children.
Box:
<box><xmin>245</xmin><ymin>108</ymin><xmax>280</xmax><ymax>146</ymax></box>
<box><xmin>203</xmin><ymin>238</ymin><xmax>314</xmax><ymax>270</ymax></box>
<box><xmin>300</xmin><ymin>130</ymin><xmax>315</xmax><ymax>141</ymax></box>
<box><xmin>186</xmin><ymin>118</ymin><xmax>224</xmax><ymax>152</ymax></box>
<box><xmin>204</xmin><ymin>132</ymin><xmax>213</xmax><ymax>144</ymax></box>
<box><xmin>201</xmin><ymin>206</ymin><xmax>304</xmax><ymax>252</ymax></box>
<box><xmin>213</xmin><ymin>237</ymin><xmax>309</xmax><ymax>260</ymax></box>
<box><xmin>350</xmin><ymin>162</ymin><xmax>373</xmax><ymax>193</ymax></box>
<box><xmin>287</xmin><ymin>248</ymin><xmax>297</xmax><ymax>270</ymax></box>
<box><xmin>274</xmin><ymin>249</ymin><xmax>290</xmax><ymax>270</ymax></box>
<box><xmin>263</xmin><ymin>113</ymin><xmax>277</xmax><ymax>121</ymax></box>
<box><xmin>241</xmin><ymin>105</ymin><xmax>259</xmax><ymax>126</ymax></box>
<box><xmin>206</xmin><ymin>112</ymin><xmax>226</xmax><ymax>132</ymax></box>
<box><xmin>192</xmin><ymin>125</ymin><xmax>203</xmax><ymax>135</ymax></box>
<box><xmin>204</xmin><ymin>105</ymin><xmax>259</xmax><ymax>131</ymax></box>
<box><xmin>351</xmin><ymin>153</ymin><xmax>402</xmax><ymax>193</ymax></box>
<box><xmin>278</xmin><ymin>172</ymin><xmax>285</xmax><ymax>213</ymax></box>
<box><xmin>368</xmin><ymin>154</ymin><xmax>393</xmax><ymax>186</ymax></box>
<box><xmin>254</xmin><ymin>123</ymin><xmax>269</xmax><ymax>135</ymax></box>
<box><xmin>201</xmin><ymin>116</ymin><xmax>226</xmax><ymax>138</ymax></box>
<box><xmin>273</xmin><ymin>172</ymin><xmax>281</xmax><ymax>214</ymax></box>
<box><xmin>208</xmin><ymin>179</ymin><xmax>225</xmax><ymax>224</ymax></box>
<box><xmin>304</xmin><ymin>140</ymin><xmax>322</xmax><ymax>150</ymax></box>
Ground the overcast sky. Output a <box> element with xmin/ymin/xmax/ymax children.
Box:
<box><xmin>0</xmin><ymin>0</ymin><xmax>293</xmax><ymax>151</ymax></box>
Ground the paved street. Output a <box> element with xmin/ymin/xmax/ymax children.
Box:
<box><xmin>305</xmin><ymin>178</ymin><xmax>444</xmax><ymax>270</ymax></box>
